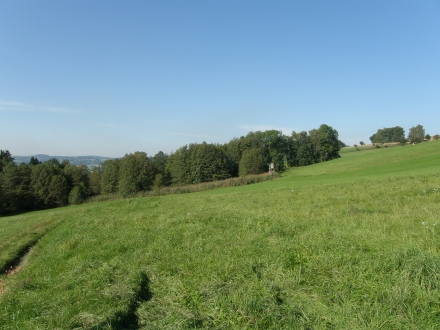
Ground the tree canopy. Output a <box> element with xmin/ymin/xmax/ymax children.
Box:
<box><xmin>408</xmin><ymin>125</ymin><xmax>425</xmax><ymax>143</ymax></box>
<box><xmin>1</xmin><ymin>124</ymin><xmax>343</xmax><ymax>215</ymax></box>
<box><xmin>369</xmin><ymin>126</ymin><xmax>405</xmax><ymax>144</ymax></box>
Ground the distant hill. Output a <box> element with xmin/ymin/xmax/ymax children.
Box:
<box><xmin>13</xmin><ymin>154</ymin><xmax>113</xmax><ymax>169</ymax></box>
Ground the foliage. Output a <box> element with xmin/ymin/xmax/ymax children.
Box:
<box><xmin>63</xmin><ymin>164</ymin><xmax>90</xmax><ymax>195</ymax></box>
<box><xmin>0</xmin><ymin>150</ymin><xmax>14</xmax><ymax>173</ymax></box>
<box><xmin>309</xmin><ymin>124</ymin><xmax>341</xmax><ymax>162</ymax></box>
<box><xmin>167</xmin><ymin>143</ymin><xmax>231</xmax><ymax>185</ymax></box>
<box><xmin>238</xmin><ymin>147</ymin><xmax>267</xmax><ymax>176</ymax></box>
<box><xmin>0</xmin><ymin>163</ymin><xmax>34</xmax><ymax>214</ymax></box>
<box><xmin>28</xmin><ymin>157</ymin><xmax>41</xmax><ymax>165</ymax></box>
<box><xmin>370</xmin><ymin>126</ymin><xmax>405</xmax><ymax>143</ymax></box>
<box><xmin>89</xmin><ymin>167</ymin><xmax>102</xmax><ymax>195</ymax></box>
<box><xmin>118</xmin><ymin>152</ymin><xmax>155</xmax><ymax>197</ymax></box>
<box><xmin>100</xmin><ymin>159</ymin><xmax>120</xmax><ymax>194</ymax></box>
<box><xmin>68</xmin><ymin>186</ymin><xmax>86</xmax><ymax>205</ymax></box>
<box><xmin>0</xmin><ymin>157</ymin><xmax>96</xmax><ymax>215</ymax></box>
<box><xmin>152</xmin><ymin>151</ymin><xmax>168</xmax><ymax>176</ymax></box>
<box><xmin>408</xmin><ymin>124</ymin><xmax>425</xmax><ymax>143</ymax></box>
<box><xmin>338</xmin><ymin>140</ymin><xmax>347</xmax><ymax>148</ymax></box>
<box><xmin>31</xmin><ymin>162</ymin><xmax>66</xmax><ymax>208</ymax></box>
<box><xmin>1</xmin><ymin>124</ymin><xmax>342</xmax><ymax>215</ymax></box>
<box><xmin>46</xmin><ymin>175</ymin><xmax>69</xmax><ymax>207</ymax></box>
<box><xmin>291</xmin><ymin>131</ymin><xmax>314</xmax><ymax>166</ymax></box>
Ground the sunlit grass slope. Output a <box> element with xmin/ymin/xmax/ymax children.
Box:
<box><xmin>1</xmin><ymin>141</ymin><xmax>439</xmax><ymax>329</ymax></box>
<box><xmin>231</xmin><ymin>140</ymin><xmax>440</xmax><ymax>191</ymax></box>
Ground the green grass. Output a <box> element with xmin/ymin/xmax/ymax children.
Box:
<box><xmin>1</xmin><ymin>141</ymin><xmax>440</xmax><ymax>329</ymax></box>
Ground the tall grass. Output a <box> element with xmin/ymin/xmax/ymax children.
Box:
<box><xmin>0</xmin><ymin>141</ymin><xmax>439</xmax><ymax>329</ymax></box>
<box><xmin>87</xmin><ymin>172</ymin><xmax>277</xmax><ymax>203</ymax></box>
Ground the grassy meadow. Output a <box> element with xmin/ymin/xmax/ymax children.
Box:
<box><xmin>1</xmin><ymin>141</ymin><xmax>440</xmax><ymax>329</ymax></box>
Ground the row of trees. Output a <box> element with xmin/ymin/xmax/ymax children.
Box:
<box><xmin>0</xmin><ymin>152</ymin><xmax>94</xmax><ymax>214</ymax></box>
<box><xmin>1</xmin><ymin>124</ymin><xmax>341</xmax><ymax>215</ymax></box>
<box><xmin>369</xmin><ymin>125</ymin><xmax>430</xmax><ymax>144</ymax></box>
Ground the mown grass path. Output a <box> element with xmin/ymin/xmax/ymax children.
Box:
<box><xmin>1</xmin><ymin>141</ymin><xmax>439</xmax><ymax>329</ymax></box>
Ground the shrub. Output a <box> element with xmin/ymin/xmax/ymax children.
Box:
<box><xmin>69</xmin><ymin>186</ymin><xmax>86</xmax><ymax>205</ymax></box>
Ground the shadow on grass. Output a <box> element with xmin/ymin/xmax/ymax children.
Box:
<box><xmin>0</xmin><ymin>234</ymin><xmax>43</xmax><ymax>275</ymax></box>
<box><xmin>92</xmin><ymin>272</ymin><xmax>153</xmax><ymax>330</ymax></box>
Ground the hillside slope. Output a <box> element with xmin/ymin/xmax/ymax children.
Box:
<box><xmin>1</xmin><ymin>141</ymin><xmax>439</xmax><ymax>329</ymax></box>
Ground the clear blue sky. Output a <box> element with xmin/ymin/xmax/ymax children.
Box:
<box><xmin>1</xmin><ymin>0</ymin><xmax>439</xmax><ymax>157</ymax></box>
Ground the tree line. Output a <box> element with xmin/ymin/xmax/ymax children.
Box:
<box><xmin>369</xmin><ymin>124</ymin><xmax>433</xmax><ymax>144</ymax></box>
<box><xmin>0</xmin><ymin>124</ymin><xmax>340</xmax><ymax>215</ymax></box>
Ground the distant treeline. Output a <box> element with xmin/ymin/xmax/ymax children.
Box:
<box><xmin>13</xmin><ymin>154</ymin><xmax>113</xmax><ymax>169</ymax></box>
<box><xmin>369</xmin><ymin>124</ymin><xmax>435</xmax><ymax>144</ymax></box>
<box><xmin>0</xmin><ymin>124</ymin><xmax>340</xmax><ymax>215</ymax></box>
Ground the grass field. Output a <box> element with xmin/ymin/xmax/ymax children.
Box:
<box><xmin>1</xmin><ymin>141</ymin><xmax>440</xmax><ymax>329</ymax></box>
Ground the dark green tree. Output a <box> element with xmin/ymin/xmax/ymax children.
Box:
<box><xmin>118</xmin><ymin>152</ymin><xmax>155</xmax><ymax>197</ymax></box>
<box><xmin>166</xmin><ymin>143</ymin><xmax>232</xmax><ymax>185</ymax></box>
<box><xmin>89</xmin><ymin>167</ymin><xmax>102</xmax><ymax>195</ymax></box>
<box><xmin>408</xmin><ymin>125</ymin><xmax>425</xmax><ymax>143</ymax></box>
<box><xmin>1</xmin><ymin>162</ymin><xmax>34</xmax><ymax>214</ymax></box>
<box><xmin>223</xmin><ymin>137</ymin><xmax>243</xmax><ymax>177</ymax></box>
<box><xmin>257</xmin><ymin>130</ymin><xmax>290</xmax><ymax>172</ymax></box>
<box><xmin>68</xmin><ymin>186</ymin><xmax>86</xmax><ymax>205</ymax></box>
<box><xmin>291</xmin><ymin>131</ymin><xmax>314</xmax><ymax>166</ymax></box>
<box><xmin>370</xmin><ymin>126</ymin><xmax>405</xmax><ymax>143</ymax></box>
<box><xmin>0</xmin><ymin>150</ymin><xmax>14</xmax><ymax>173</ymax></box>
<box><xmin>29</xmin><ymin>157</ymin><xmax>41</xmax><ymax>165</ymax></box>
<box><xmin>166</xmin><ymin>146</ymin><xmax>191</xmax><ymax>185</ymax></box>
<box><xmin>46</xmin><ymin>175</ymin><xmax>69</xmax><ymax>207</ymax></box>
<box><xmin>64</xmin><ymin>165</ymin><xmax>90</xmax><ymax>193</ymax></box>
<box><xmin>309</xmin><ymin>124</ymin><xmax>340</xmax><ymax>162</ymax></box>
<box><xmin>0</xmin><ymin>173</ymin><xmax>4</xmax><ymax>214</ymax></box>
<box><xmin>190</xmin><ymin>142</ymin><xmax>231</xmax><ymax>183</ymax></box>
<box><xmin>152</xmin><ymin>151</ymin><xmax>171</xmax><ymax>187</ymax></box>
<box><xmin>152</xmin><ymin>151</ymin><xmax>168</xmax><ymax>175</ymax></box>
<box><xmin>101</xmin><ymin>159</ymin><xmax>121</xmax><ymax>194</ymax></box>
<box><xmin>238</xmin><ymin>147</ymin><xmax>266</xmax><ymax>176</ymax></box>
<box><xmin>31</xmin><ymin>161</ymin><xmax>68</xmax><ymax>208</ymax></box>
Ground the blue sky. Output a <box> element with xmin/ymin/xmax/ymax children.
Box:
<box><xmin>1</xmin><ymin>0</ymin><xmax>439</xmax><ymax>157</ymax></box>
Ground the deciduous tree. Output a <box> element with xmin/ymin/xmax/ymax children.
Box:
<box><xmin>238</xmin><ymin>147</ymin><xmax>266</xmax><ymax>176</ymax></box>
<box><xmin>0</xmin><ymin>150</ymin><xmax>14</xmax><ymax>173</ymax></box>
<box><xmin>101</xmin><ymin>159</ymin><xmax>120</xmax><ymax>194</ymax></box>
<box><xmin>370</xmin><ymin>126</ymin><xmax>405</xmax><ymax>144</ymax></box>
<box><xmin>118</xmin><ymin>152</ymin><xmax>154</xmax><ymax>197</ymax></box>
<box><xmin>408</xmin><ymin>125</ymin><xmax>425</xmax><ymax>143</ymax></box>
